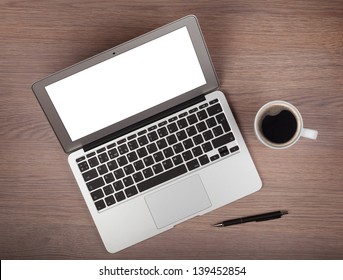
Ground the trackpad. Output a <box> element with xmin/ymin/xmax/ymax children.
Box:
<box><xmin>145</xmin><ymin>175</ymin><xmax>212</xmax><ymax>229</ymax></box>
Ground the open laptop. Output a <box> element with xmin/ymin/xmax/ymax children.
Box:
<box><xmin>32</xmin><ymin>15</ymin><xmax>262</xmax><ymax>253</ymax></box>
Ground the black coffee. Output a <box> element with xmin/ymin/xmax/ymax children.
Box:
<box><xmin>261</xmin><ymin>110</ymin><xmax>297</xmax><ymax>144</ymax></box>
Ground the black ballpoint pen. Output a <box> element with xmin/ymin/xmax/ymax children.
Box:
<box><xmin>213</xmin><ymin>210</ymin><xmax>288</xmax><ymax>227</ymax></box>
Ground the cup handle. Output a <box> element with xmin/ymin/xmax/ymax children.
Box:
<box><xmin>301</xmin><ymin>128</ymin><xmax>318</xmax><ymax>140</ymax></box>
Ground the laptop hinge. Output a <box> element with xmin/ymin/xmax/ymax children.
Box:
<box><xmin>83</xmin><ymin>94</ymin><xmax>206</xmax><ymax>152</ymax></box>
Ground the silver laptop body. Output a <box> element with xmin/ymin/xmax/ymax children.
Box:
<box><xmin>32</xmin><ymin>15</ymin><xmax>262</xmax><ymax>253</ymax></box>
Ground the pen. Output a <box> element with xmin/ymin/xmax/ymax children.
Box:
<box><xmin>213</xmin><ymin>210</ymin><xmax>288</xmax><ymax>227</ymax></box>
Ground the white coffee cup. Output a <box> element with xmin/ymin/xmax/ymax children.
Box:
<box><xmin>254</xmin><ymin>100</ymin><xmax>318</xmax><ymax>149</ymax></box>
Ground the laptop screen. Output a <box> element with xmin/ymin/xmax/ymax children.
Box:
<box><xmin>45</xmin><ymin>26</ymin><xmax>206</xmax><ymax>141</ymax></box>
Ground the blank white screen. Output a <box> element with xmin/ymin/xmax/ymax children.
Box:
<box><xmin>46</xmin><ymin>27</ymin><xmax>206</xmax><ymax>141</ymax></box>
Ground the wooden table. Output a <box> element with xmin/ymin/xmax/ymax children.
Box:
<box><xmin>1</xmin><ymin>0</ymin><xmax>342</xmax><ymax>259</ymax></box>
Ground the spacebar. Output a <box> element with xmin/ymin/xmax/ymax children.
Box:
<box><xmin>137</xmin><ymin>164</ymin><xmax>188</xmax><ymax>192</ymax></box>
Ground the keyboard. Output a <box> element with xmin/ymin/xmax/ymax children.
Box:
<box><xmin>75</xmin><ymin>98</ymin><xmax>240</xmax><ymax>212</ymax></box>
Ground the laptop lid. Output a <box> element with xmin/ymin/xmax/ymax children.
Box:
<box><xmin>32</xmin><ymin>15</ymin><xmax>219</xmax><ymax>153</ymax></box>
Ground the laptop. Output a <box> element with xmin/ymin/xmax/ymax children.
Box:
<box><xmin>32</xmin><ymin>15</ymin><xmax>262</xmax><ymax>253</ymax></box>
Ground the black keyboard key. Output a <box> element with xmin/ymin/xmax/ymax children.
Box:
<box><xmin>197</xmin><ymin>110</ymin><xmax>208</xmax><ymax>120</ymax></box>
<box><xmin>78</xmin><ymin>161</ymin><xmax>89</xmax><ymax>172</ymax></box>
<box><xmin>177</xmin><ymin>118</ymin><xmax>188</xmax><ymax>129</ymax></box>
<box><xmin>210</xmin><ymin>154</ymin><xmax>220</xmax><ymax>161</ymax></box>
<box><xmin>178</xmin><ymin>112</ymin><xmax>188</xmax><ymax>118</ymax></box>
<box><xmin>148</xmin><ymin>125</ymin><xmax>157</xmax><ymax>131</ymax></box>
<box><xmin>216</xmin><ymin>113</ymin><xmax>231</xmax><ymax>132</ymax></box>
<box><xmin>107</xmin><ymin>143</ymin><xmax>116</xmax><ymax>149</ymax></box>
<box><xmin>186</xmin><ymin>126</ymin><xmax>197</xmax><ymax>137</ymax></box>
<box><xmin>128</xmin><ymin>139</ymin><xmax>139</xmax><ymax>150</ymax></box>
<box><xmin>108</xmin><ymin>148</ymin><xmax>119</xmax><ymax>159</ymax></box>
<box><xmin>189</xmin><ymin>107</ymin><xmax>198</xmax><ymax>113</ymax></box>
<box><xmin>157</xmin><ymin>127</ymin><xmax>168</xmax><ymax>138</ymax></box>
<box><xmin>86</xmin><ymin>177</ymin><xmax>105</xmax><ymax>191</ymax></box>
<box><xmin>86</xmin><ymin>152</ymin><xmax>95</xmax><ymax>158</ymax></box>
<box><xmin>199</xmin><ymin>103</ymin><xmax>208</xmax><ymax>109</ymax></box>
<box><xmin>97</xmin><ymin>147</ymin><xmax>106</xmax><ymax>153</ymax></box>
<box><xmin>162</xmin><ymin>159</ymin><xmax>173</xmax><ymax>170</ymax></box>
<box><xmin>153</xmin><ymin>151</ymin><xmax>164</xmax><ymax>162</ymax></box>
<box><xmin>133</xmin><ymin>159</ymin><xmax>144</xmax><ymax>171</ymax></box>
<box><xmin>168</xmin><ymin>116</ymin><xmax>178</xmax><ymax>122</ymax></box>
<box><xmin>219</xmin><ymin>146</ymin><xmax>230</xmax><ymax>157</ymax></box>
<box><xmin>192</xmin><ymin>146</ymin><xmax>203</xmax><ymax>157</ymax></box>
<box><xmin>117</xmin><ymin>138</ymin><xmax>126</xmax><ymax>145</ymax></box>
<box><xmin>105</xmin><ymin>195</ymin><xmax>116</xmax><ymax>206</ymax></box>
<box><xmin>156</xmin><ymin>138</ymin><xmax>167</xmax><ymax>150</ymax></box>
<box><xmin>176</xmin><ymin>130</ymin><xmax>187</xmax><ymax>141</ymax></box>
<box><xmin>90</xmin><ymin>189</ymin><xmax>104</xmax><ymax>201</ymax></box>
<box><xmin>193</xmin><ymin>134</ymin><xmax>204</xmax><ymax>145</ymax></box>
<box><xmin>187</xmin><ymin>114</ymin><xmax>198</xmax><ymax>125</ymax></box>
<box><xmin>127</xmin><ymin>134</ymin><xmax>137</xmax><ymax>140</ymax></box>
<box><xmin>147</xmin><ymin>131</ymin><xmax>158</xmax><ymax>142</ymax></box>
<box><xmin>182</xmin><ymin>150</ymin><xmax>193</xmax><ymax>161</ymax></box>
<box><xmin>124</xmin><ymin>164</ymin><xmax>135</xmax><ymax>175</ymax></box>
<box><xmin>123</xmin><ymin>176</ymin><xmax>134</xmax><ymax>187</ymax></box>
<box><xmin>199</xmin><ymin>154</ymin><xmax>210</xmax><ymax>165</ymax></box>
<box><xmin>133</xmin><ymin>172</ymin><xmax>144</xmax><ymax>183</ymax></box>
<box><xmin>137</xmin><ymin>129</ymin><xmax>147</xmax><ymax>136</ymax></box>
<box><xmin>137</xmin><ymin>147</ymin><xmax>148</xmax><ymax>158</ymax></box>
<box><xmin>196</xmin><ymin>121</ymin><xmax>207</xmax><ymax>133</ymax></box>
<box><xmin>183</xmin><ymin>138</ymin><xmax>194</xmax><ymax>150</ymax></box>
<box><xmin>142</xmin><ymin>167</ymin><xmax>154</xmax><ymax>178</ymax></box>
<box><xmin>115</xmin><ymin>191</ymin><xmax>126</xmax><ymax>202</ymax></box>
<box><xmin>173</xmin><ymin>143</ymin><xmax>184</xmax><ymax>154</ymax></box>
<box><xmin>167</xmin><ymin>122</ymin><xmax>178</xmax><ymax>133</ymax></box>
<box><xmin>97</xmin><ymin>164</ymin><xmax>108</xmax><ymax>175</ymax></box>
<box><xmin>127</xmin><ymin>151</ymin><xmax>138</xmax><ymax>162</ymax></box>
<box><xmin>88</xmin><ymin>157</ymin><xmax>99</xmax><ymax>168</ymax></box>
<box><xmin>158</xmin><ymin>120</ymin><xmax>167</xmax><ymax>127</ymax></box>
<box><xmin>186</xmin><ymin>158</ymin><xmax>200</xmax><ymax>171</ymax></box>
<box><xmin>163</xmin><ymin>147</ymin><xmax>174</xmax><ymax>158</ymax></box>
<box><xmin>206</xmin><ymin>117</ymin><xmax>217</xmax><ymax>128</ymax></box>
<box><xmin>230</xmin><ymin>145</ymin><xmax>240</xmax><ymax>153</ymax></box>
<box><xmin>202</xmin><ymin>142</ymin><xmax>213</xmax><ymax>153</ymax></box>
<box><xmin>143</xmin><ymin>155</ymin><xmax>154</xmax><ymax>167</ymax></box>
<box><xmin>113</xmin><ymin>181</ymin><xmax>124</xmax><ymax>191</ymax></box>
<box><xmin>212</xmin><ymin>132</ymin><xmax>235</xmax><ymax>148</ymax></box>
<box><xmin>138</xmin><ymin>135</ymin><xmax>148</xmax><ymax>146</ymax></box>
<box><xmin>203</xmin><ymin>130</ymin><xmax>214</xmax><ymax>141</ymax></box>
<box><xmin>125</xmin><ymin>186</ymin><xmax>138</xmax><ymax>198</ymax></box>
<box><xmin>107</xmin><ymin>159</ymin><xmax>118</xmax><ymax>171</ymax></box>
<box><xmin>213</xmin><ymin>125</ymin><xmax>224</xmax><ymax>137</ymax></box>
<box><xmin>117</xmin><ymin>156</ymin><xmax>128</xmax><ymax>167</ymax></box>
<box><xmin>118</xmin><ymin>144</ymin><xmax>128</xmax><ymax>155</ymax></box>
<box><xmin>166</xmin><ymin>134</ymin><xmax>177</xmax><ymax>145</ymax></box>
<box><xmin>104</xmin><ymin>172</ymin><xmax>115</xmax><ymax>184</ymax></box>
<box><xmin>221</xmin><ymin>120</ymin><xmax>231</xmax><ymax>132</ymax></box>
<box><xmin>95</xmin><ymin>199</ymin><xmax>106</xmax><ymax>211</ymax></box>
<box><xmin>152</xmin><ymin>163</ymin><xmax>164</xmax><ymax>174</ymax></box>
<box><xmin>147</xmin><ymin>143</ymin><xmax>158</xmax><ymax>154</ymax></box>
<box><xmin>126</xmin><ymin>151</ymin><xmax>138</xmax><ymax>162</ymax></box>
<box><xmin>172</xmin><ymin>154</ymin><xmax>183</xmax><ymax>165</ymax></box>
<box><xmin>114</xmin><ymin>169</ymin><xmax>125</xmax><ymax>180</ymax></box>
<box><xmin>207</xmin><ymin>103</ymin><xmax>222</xmax><ymax>116</ymax></box>
<box><xmin>209</xmin><ymin>98</ymin><xmax>218</xmax><ymax>105</ymax></box>
<box><xmin>82</xmin><ymin>169</ymin><xmax>98</xmax><ymax>182</ymax></box>
<box><xmin>103</xmin><ymin>185</ymin><xmax>114</xmax><ymax>195</ymax></box>
<box><xmin>137</xmin><ymin>164</ymin><xmax>187</xmax><ymax>192</ymax></box>
<box><xmin>76</xmin><ymin>156</ymin><xmax>85</xmax><ymax>163</ymax></box>
<box><xmin>98</xmin><ymin>153</ymin><xmax>109</xmax><ymax>163</ymax></box>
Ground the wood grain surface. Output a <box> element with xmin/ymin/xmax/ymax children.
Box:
<box><xmin>0</xmin><ymin>0</ymin><xmax>342</xmax><ymax>259</ymax></box>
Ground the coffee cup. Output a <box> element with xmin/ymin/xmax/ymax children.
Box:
<box><xmin>254</xmin><ymin>100</ymin><xmax>318</xmax><ymax>149</ymax></box>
